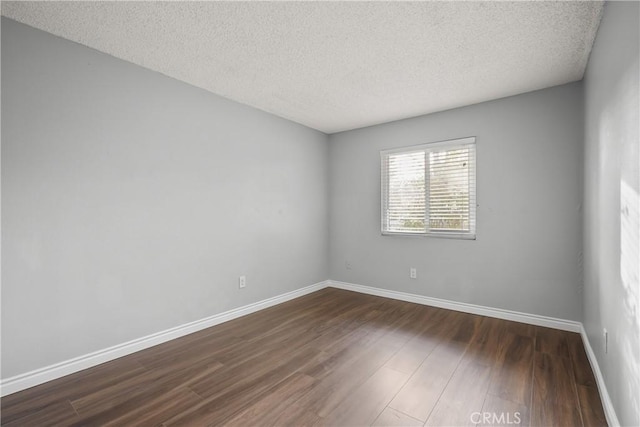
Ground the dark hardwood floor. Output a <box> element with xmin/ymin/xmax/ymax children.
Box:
<box><xmin>1</xmin><ymin>288</ymin><xmax>607</xmax><ymax>426</ymax></box>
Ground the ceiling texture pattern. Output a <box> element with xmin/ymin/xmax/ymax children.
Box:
<box><xmin>2</xmin><ymin>1</ymin><xmax>604</xmax><ymax>133</ymax></box>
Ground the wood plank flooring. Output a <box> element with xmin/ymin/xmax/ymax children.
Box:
<box><xmin>1</xmin><ymin>288</ymin><xmax>607</xmax><ymax>426</ymax></box>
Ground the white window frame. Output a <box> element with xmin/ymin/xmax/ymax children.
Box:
<box><xmin>381</xmin><ymin>136</ymin><xmax>476</xmax><ymax>240</ymax></box>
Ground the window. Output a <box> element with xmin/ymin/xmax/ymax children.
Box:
<box><xmin>381</xmin><ymin>137</ymin><xmax>476</xmax><ymax>239</ymax></box>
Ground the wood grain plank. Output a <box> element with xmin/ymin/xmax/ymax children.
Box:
<box><xmin>577</xmin><ymin>385</ymin><xmax>608</xmax><ymax>427</ymax></box>
<box><xmin>531</xmin><ymin>352</ymin><xmax>582</xmax><ymax>426</ymax></box>
<box><xmin>480</xmin><ymin>394</ymin><xmax>530</xmax><ymax>427</ymax></box>
<box><xmin>383</xmin><ymin>309</ymin><xmax>447</xmax><ymax>375</ymax></box>
<box><xmin>101</xmin><ymin>387</ymin><xmax>203</xmax><ymax>426</ymax></box>
<box><xmin>568</xmin><ymin>332</ymin><xmax>597</xmax><ymax>388</ymax></box>
<box><xmin>389</xmin><ymin>339</ymin><xmax>467</xmax><ymax>421</ymax></box>
<box><xmin>68</xmin><ymin>363</ymin><xmax>222</xmax><ymax>425</ymax></box>
<box><xmin>2</xmin><ymin>399</ymin><xmax>79</xmax><ymax>427</ymax></box>
<box><xmin>383</xmin><ymin>332</ymin><xmax>439</xmax><ymax>375</ymax></box>
<box><xmin>70</xmin><ymin>360</ymin><xmax>223</xmax><ymax>415</ymax></box>
<box><xmin>449</xmin><ymin>312</ymin><xmax>484</xmax><ymax>344</ymax></box>
<box><xmin>162</xmin><ymin>346</ymin><xmax>319</xmax><ymax>426</ymax></box>
<box><xmin>270</xmin><ymin>402</ymin><xmax>323</xmax><ymax>426</ymax></box>
<box><xmin>463</xmin><ymin>316</ymin><xmax>508</xmax><ymax>367</ymax></box>
<box><xmin>504</xmin><ymin>320</ymin><xmax>536</xmax><ymax>338</ymax></box>
<box><xmin>530</xmin><ymin>396</ymin><xmax>583</xmax><ymax>427</ymax></box>
<box><xmin>372</xmin><ymin>407</ymin><xmax>423</xmax><ymax>427</ymax></box>
<box><xmin>293</xmin><ymin>341</ymin><xmax>401</xmax><ymax>418</ymax></box>
<box><xmin>535</xmin><ymin>327</ymin><xmax>570</xmax><ymax>358</ymax></box>
<box><xmin>1</xmin><ymin>358</ymin><xmax>147</xmax><ymax>424</ymax></box>
<box><xmin>0</xmin><ymin>289</ymin><xmax>606</xmax><ymax>427</ymax></box>
<box><xmin>185</xmin><ymin>335</ymin><xmax>319</xmax><ymax>401</ymax></box>
<box><xmin>225</xmin><ymin>373</ymin><xmax>317</xmax><ymax>426</ymax></box>
<box><xmin>487</xmin><ymin>332</ymin><xmax>534</xmax><ymax>405</ymax></box>
<box><xmin>322</xmin><ymin>367</ymin><xmax>410</xmax><ymax>426</ymax></box>
<box><xmin>134</xmin><ymin>335</ymin><xmax>244</xmax><ymax>370</ymax></box>
<box><xmin>532</xmin><ymin>352</ymin><xmax>579</xmax><ymax>407</ymax></box>
<box><xmin>424</xmin><ymin>360</ymin><xmax>492</xmax><ymax>426</ymax></box>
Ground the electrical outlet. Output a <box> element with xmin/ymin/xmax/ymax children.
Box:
<box><xmin>410</xmin><ymin>268</ymin><xmax>417</xmax><ymax>279</ymax></box>
<box><xmin>345</xmin><ymin>261</ymin><xmax>352</xmax><ymax>270</ymax></box>
<box><xmin>603</xmin><ymin>328</ymin><xmax>608</xmax><ymax>354</ymax></box>
<box><xmin>239</xmin><ymin>275</ymin><xmax>246</xmax><ymax>289</ymax></box>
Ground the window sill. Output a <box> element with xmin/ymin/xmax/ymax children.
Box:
<box><xmin>381</xmin><ymin>231</ymin><xmax>476</xmax><ymax>240</ymax></box>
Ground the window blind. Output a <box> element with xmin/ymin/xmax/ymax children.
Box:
<box><xmin>381</xmin><ymin>137</ymin><xmax>476</xmax><ymax>239</ymax></box>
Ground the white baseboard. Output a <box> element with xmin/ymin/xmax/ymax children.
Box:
<box><xmin>2</xmin><ymin>277</ymin><xmax>617</xmax><ymax>427</ymax></box>
<box><xmin>579</xmin><ymin>325</ymin><xmax>620</xmax><ymax>427</ymax></box>
<box><xmin>0</xmin><ymin>280</ymin><xmax>329</xmax><ymax>397</ymax></box>
<box><xmin>327</xmin><ymin>280</ymin><xmax>619</xmax><ymax>424</ymax></box>
<box><xmin>328</xmin><ymin>280</ymin><xmax>582</xmax><ymax>332</ymax></box>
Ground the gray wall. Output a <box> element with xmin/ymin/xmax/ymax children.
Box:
<box><xmin>583</xmin><ymin>2</ymin><xmax>640</xmax><ymax>426</ymax></box>
<box><xmin>4</xmin><ymin>9</ymin><xmax>638</xmax><ymax>423</ymax></box>
<box><xmin>329</xmin><ymin>83</ymin><xmax>584</xmax><ymax>321</ymax></box>
<box><xmin>1</xmin><ymin>18</ymin><xmax>329</xmax><ymax>379</ymax></box>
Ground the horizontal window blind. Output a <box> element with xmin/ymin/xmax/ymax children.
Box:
<box><xmin>383</xmin><ymin>150</ymin><xmax>426</xmax><ymax>233</ymax></box>
<box><xmin>381</xmin><ymin>137</ymin><xmax>476</xmax><ymax>239</ymax></box>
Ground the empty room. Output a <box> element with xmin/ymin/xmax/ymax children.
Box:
<box><xmin>1</xmin><ymin>1</ymin><xmax>638</xmax><ymax>426</ymax></box>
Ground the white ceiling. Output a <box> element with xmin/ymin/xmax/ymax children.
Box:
<box><xmin>2</xmin><ymin>1</ymin><xmax>604</xmax><ymax>134</ymax></box>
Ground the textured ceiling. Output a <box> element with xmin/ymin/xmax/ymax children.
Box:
<box><xmin>1</xmin><ymin>1</ymin><xmax>604</xmax><ymax>134</ymax></box>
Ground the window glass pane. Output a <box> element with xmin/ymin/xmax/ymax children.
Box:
<box><xmin>381</xmin><ymin>137</ymin><xmax>475</xmax><ymax>239</ymax></box>
<box><xmin>429</xmin><ymin>148</ymin><xmax>470</xmax><ymax>231</ymax></box>
<box><xmin>387</xmin><ymin>151</ymin><xmax>425</xmax><ymax>233</ymax></box>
